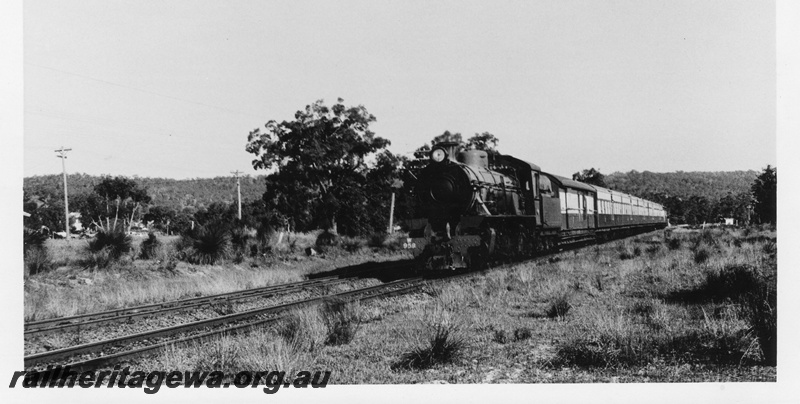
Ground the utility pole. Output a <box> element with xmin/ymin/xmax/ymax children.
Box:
<box><xmin>387</xmin><ymin>192</ymin><xmax>395</xmax><ymax>234</ymax></box>
<box><xmin>231</xmin><ymin>170</ymin><xmax>243</xmax><ymax>220</ymax></box>
<box><xmin>55</xmin><ymin>147</ymin><xmax>72</xmax><ymax>238</ymax></box>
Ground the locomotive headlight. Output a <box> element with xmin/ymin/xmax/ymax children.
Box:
<box><xmin>431</xmin><ymin>148</ymin><xmax>447</xmax><ymax>163</ymax></box>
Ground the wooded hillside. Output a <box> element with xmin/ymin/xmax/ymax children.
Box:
<box><xmin>603</xmin><ymin>170</ymin><xmax>758</xmax><ymax>201</ymax></box>
<box><xmin>24</xmin><ymin>174</ymin><xmax>267</xmax><ymax>211</ymax></box>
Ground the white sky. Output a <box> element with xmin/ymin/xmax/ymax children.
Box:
<box><xmin>22</xmin><ymin>0</ymin><xmax>775</xmax><ymax>180</ymax></box>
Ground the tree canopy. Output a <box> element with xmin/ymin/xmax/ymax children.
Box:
<box><xmin>465</xmin><ymin>132</ymin><xmax>500</xmax><ymax>154</ymax></box>
<box><xmin>245</xmin><ymin>98</ymin><xmax>395</xmax><ymax>235</ymax></box>
<box><xmin>751</xmin><ymin>165</ymin><xmax>776</xmax><ymax>225</ymax></box>
<box><xmin>90</xmin><ymin>176</ymin><xmax>151</xmax><ymax>231</ymax></box>
<box><xmin>572</xmin><ymin>168</ymin><xmax>607</xmax><ymax>187</ymax></box>
<box><xmin>413</xmin><ymin>130</ymin><xmax>500</xmax><ymax>158</ymax></box>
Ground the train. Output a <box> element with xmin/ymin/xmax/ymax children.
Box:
<box><xmin>404</xmin><ymin>142</ymin><xmax>667</xmax><ymax>270</ymax></box>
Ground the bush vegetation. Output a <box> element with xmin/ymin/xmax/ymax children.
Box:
<box><xmin>320</xmin><ymin>299</ymin><xmax>362</xmax><ymax>346</ymax></box>
<box><xmin>393</xmin><ymin>321</ymin><xmax>465</xmax><ymax>370</ymax></box>
<box><xmin>139</xmin><ymin>232</ymin><xmax>162</xmax><ymax>260</ymax></box>
<box><xmin>87</xmin><ymin>226</ymin><xmax>132</xmax><ymax>260</ymax></box>
<box><xmin>178</xmin><ymin>223</ymin><xmax>231</xmax><ymax>265</ymax></box>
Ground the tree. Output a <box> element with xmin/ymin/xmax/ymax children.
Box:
<box><xmin>751</xmin><ymin>165</ymin><xmax>776</xmax><ymax>225</ymax></box>
<box><xmin>93</xmin><ymin>176</ymin><xmax>151</xmax><ymax>231</ymax></box>
<box><xmin>143</xmin><ymin>205</ymin><xmax>181</xmax><ymax>234</ymax></box>
<box><xmin>713</xmin><ymin>191</ymin><xmax>752</xmax><ymax>224</ymax></box>
<box><xmin>683</xmin><ymin>195</ymin><xmax>711</xmax><ymax>225</ymax></box>
<box><xmin>572</xmin><ymin>168</ymin><xmax>607</xmax><ymax>187</ymax></box>
<box><xmin>23</xmin><ymin>194</ymin><xmax>65</xmax><ymax>233</ymax></box>
<box><xmin>466</xmin><ymin>132</ymin><xmax>500</xmax><ymax>154</ymax></box>
<box><xmin>246</xmin><ymin>98</ymin><xmax>390</xmax><ymax>235</ymax></box>
<box><xmin>360</xmin><ymin>150</ymin><xmax>408</xmax><ymax>233</ymax></box>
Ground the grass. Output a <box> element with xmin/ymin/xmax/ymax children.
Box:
<box><xmin>320</xmin><ymin>299</ymin><xmax>362</xmax><ymax>346</ymax></box>
<box><xmin>276</xmin><ymin>309</ymin><xmax>327</xmax><ymax>352</ymax></box>
<box><xmin>392</xmin><ymin>306</ymin><xmax>467</xmax><ymax>370</ymax></box>
<box><xmin>24</xmin><ymin>228</ymin><xmax>412</xmax><ymax>320</ymax></box>
<box><xmin>546</xmin><ymin>292</ymin><xmax>572</xmax><ymax>318</ymax></box>
<box><xmin>158</xmin><ymin>328</ymin><xmax>314</xmax><ymax>377</ymax></box>
<box><xmin>33</xmin><ymin>226</ymin><xmax>778</xmax><ymax>383</ymax></box>
<box><xmin>24</xmin><ymin>246</ymin><xmax>52</xmax><ymax>276</ymax></box>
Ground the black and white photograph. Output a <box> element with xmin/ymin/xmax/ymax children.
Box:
<box><xmin>2</xmin><ymin>0</ymin><xmax>797</xmax><ymax>402</ymax></box>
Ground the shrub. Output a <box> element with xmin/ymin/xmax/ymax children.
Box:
<box><xmin>87</xmin><ymin>226</ymin><xmax>132</xmax><ymax>260</ymax></box>
<box><xmin>629</xmin><ymin>301</ymin><xmax>654</xmax><ymax>317</ymax></box>
<box><xmin>592</xmin><ymin>274</ymin><xmax>604</xmax><ymax>292</ymax></box>
<box><xmin>275</xmin><ymin>310</ymin><xmax>326</xmax><ymax>352</ymax></box>
<box><xmin>693</xmin><ymin>248</ymin><xmax>710</xmax><ymax>264</ymax></box>
<box><xmin>546</xmin><ymin>293</ymin><xmax>572</xmax><ymax>319</ymax></box>
<box><xmin>341</xmin><ymin>237</ymin><xmax>366</xmax><ymax>253</ymax></box>
<box><xmin>670</xmin><ymin>263</ymin><xmax>776</xmax><ymax>364</ymax></box>
<box><xmin>192</xmin><ymin>335</ymin><xmax>243</xmax><ymax>374</ymax></box>
<box><xmin>83</xmin><ymin>246</ymin><xmax>116</xmax><ymax>269</ymax></box>
<box><xmin>493</xmin><ymin>329</ymin><xmax>508</xmax><ymax>344</ymax></box>
<box><xmin>741</xmin><ymin>278</ymin><xmax>777</xmax><ymax>365</ymax></box>
<box><xmin>24</xmin><ymin>228</ymin><xmax>48</xmax><ymax>256</ymax></box>
<box><xmin>761</xmin><ymin>241</ymin><xmax>776</xmax><ymax>257</ymax></box>
<box><xmin>229</xmin><ymin>226</ymin><xmax>251</xmax><ymax>254</ymax></box>
<box><xmin>393</xmin><ymin>322</ymin><xmax>465</xmax><ymax>370</ymax></box>
<box><xmin>513</xmin><ymin>327</ymin><xmax>533</xmax><ymax>341</ymax></box>
<box><xmin>180</xmin><ymin>223</ymin><xmax>231</xmax><ymax>265</ymax></box>
<box><xmin>25</xmin><ymin>246</ymin><xmax>52</xmax><ymax>275</ymax></box>
<box><xmin>315</xmin><ymin>230</ymin><xmax>339</xmax><ymax>248</ymax></box>
<box><xmin>139</xmin><ymin>232</ymin><xmax>162</xmax><ymax>260</ymax></box>
<box><xmin>367</xmin><ymin>232</ymin><xmax>388</xmax><ymax>248</ymax></box>
<box><xmin>619</xmin><ymin>246</ymin><xmax>640</xmax><ymax>260</ymax></box>
<box><xmin>321</xmin><ymin>299</ymin><xmax>361</xmax><ymax>346</ymax></box>
<box><xmin>645</xmin><ymin>244</ymin><xmax>660</xmax><ymax>255</ymax></box>
<box><xmin>703</xmin><ymin>264</ymin><xmax>776</xmax><ymax>364</ymax></box>
<box><xmin>702</xmin><ymin>264</ymin><xmax>761</xmax><ymax>300</ymax></box>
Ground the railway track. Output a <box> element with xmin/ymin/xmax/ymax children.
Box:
<box><xmin>24</xmin><ymin>276</ymin><xmax>427</xmax><ymax>371</ymax></box>
<box><xmin>24</xmin><ymin>276</ymin><xmax>350</xmax><ymax>337</ymax></box>
<box><xmin>25</xmin><ymin>259</ymin><xmax>410</xmax><ymax>337</ymax></box>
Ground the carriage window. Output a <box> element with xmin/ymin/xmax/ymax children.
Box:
<box><xmin>539</xmin><ymin>176</ymin><xmax>553</xmax><ymax>195</ymax></box>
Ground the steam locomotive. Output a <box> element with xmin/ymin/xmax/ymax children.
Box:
<box><xmin>405</xmin><ymin>142</ymin><xmax>667</xmax><ymax>270</ymax></box>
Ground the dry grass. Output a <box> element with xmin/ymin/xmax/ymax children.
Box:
<box><xmin>24</xmin><ymin>231</ymin><xmax>411</xmax><ymax>321</ymax></box>
<box><xmin>41</xmin><ymin>226</ymin><xmax>778</xmax><ymax>383</ymax></box>
<box><xmin>392</xmin><ymin>303</ymin><xmax>468</xmax><ymax>370</ymax></box>
<box><xmin>158</xmin><ymin>328</ymin><xmax>314</xmax><ymax>376</ymax></box>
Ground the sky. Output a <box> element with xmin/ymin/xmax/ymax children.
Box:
<box><xmin>22</xmin><ymin>0</ymin><xmax>775</xmax><ymax>180</ymax></box>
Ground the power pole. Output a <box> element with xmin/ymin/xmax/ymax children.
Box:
<box><xmin>231</xmin><ymin>170</ymin><xmax>243</xmax><ymax>220</ymax></box>
<box><xmin>55</xmin><ymin>146</ymin><xmax>72</xmax><ymax>238</ymax></box>
<box><xmin>387</xmin><ymin>192</ymin><xmax>395</xmax><ymax>233</ymax></box>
